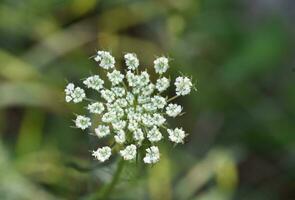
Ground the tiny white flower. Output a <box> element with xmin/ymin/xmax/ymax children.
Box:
<box><xmin>154</xmin><ymin>57</ymin><xmax>169</xmax><ymax>74</ymax></box>
<box><xmin>142</xmin><ymin>114</ymin><xmax>154</xmax><ymax>127</ymax></box>
<box><xmin>65</xmin><ymin>83</ymin><xmax>75</xmax><ymax>95</ymax></box>
<box><xmin>83</xmin><ymin>75</ymin><xmax>104</xmax><ymax>91</ymax></box>
<box><xmin>72</xmin><ymin>87</ymin><xmax>86</xmax><ymax>103</ymax></box>
<box><xmin>151</xmin><ymin>95</ymin><xmax>167</xmax><ymax>109</ymax></box>
<box><xmin>65</xmin><ymin>83</ymin><xmax>85</xmax><ymax>103</ymax></box>
<box><xmin>102</xmin><ymin>111</ymin><xmax>117</xmax><ymax>123</ymax></box>
<box><xmin>175</xmin><ymin>76</ymin><xmax>193</xmax><ymax>96</ymax></box>
<box><xmin>112</xmin><ymin>120</ymin><xmax>127</xmax><ymax>130</ymax></box>
<box><xmin>138</xmin><ymin>95</ymin><xmax>151</xmax><ymax>104</ymax></box>
<box><xmin>101</xmin><ymin>89</ymin><xmax>115</xmax><ymax>103</ymax></box>
<box><xmin>141</xmin><ymin>83</ymin><xmax>155</xmax><ymax>96</ymax></box>
<box><xmin>87</xmin><ymin>102</ymin><xmax>105</xmax><ymax>114</ymax></box>
<box><xmin>95</xmin><ymin>51</ymin><xmax>115</xmax><ymax>70</ymax></box>
<box><xmin>95</xmin><ymin>125</ymin><xmax>110</xmax><ymax>138</ymax></box>
<box><xmin>132</xmin><ymin>87</ymin><xmax>141</xmax><ymax>95</ymax></box>
<box><xmin>65</xmin><ymin>95</ymin><xmax>72</xmax><ymax>102</ymax></box>
<box><xmin>152</xmin><ymin>113</ymin><xmax>166</xmax><ymax>126</ymax></box>
<box><xmin>75</xmin><ymin>115</ymin><xmax>91</xmax><ymax>130</ymax></box>
<box><xmin>147</xmin><ymin>126</ymin><xmax>163</xmax><ymax>142</ymax></box>
<box><xmin>128</xmin><ymin>120</ymin><xmax>139</xmax><ymax>132</ymax></box>
<box><xmin>133</xmin><ymin>129</ymin><xmax>144</xmax><ymax>144</ymax></box>
<box><xmin>139</xmin><ymin>71</ymin><xmax>150</xmax><ymax>87</ymax></box>
<box><xmin>107</xmin><ymin>70</ymin><xmax>124</xmax><ymax>85</ymax></box>
<box><xmin>124</xmin><ymin>53</ymin><xmax>139</xmax><ymax>71</ymax></box>
<box><xmin>143</xmin><ymin>103</ymin><xmax>157</xmax><ymax>112</ymax></box>
<box><xmin>111</xmin><ymin>87</ymin><xmax>126</xmax><ymax>97</ymax></box>
<box><xmin>114</xmin><ymin>130</ymin><xmax>126</xmax><ymax>144</ymax></box>
<box><xmin>168</xmin><ymin>128</ymin><xmax>186</xmax><ymax>143</ymax></box>
<box><xmin>166</xmin><ymin>103</ymin><xmax>182</xmax><ymax>117</ymax></box>
<box><xmin>156</xmin><ymin>77</ymin><xmax>170</xmax><ymax>92</ymax></box>
<box><xmin>143</xmin><ymin>146</ymin><xmax>160</xmax><ymax>164</ymax></box>
<box><xmin>120</xmin><ymin>144</ymin><xmax>137</xmax><ymax>160</ymax></box>
<box><xmin>92</xmin><ymin>146</ymin><xmax>112</xmax><ymax>162</ymax></box>
<box><xmin>126</xmin><ymin>92</ymin><xmax>135</xmax><ymax>105</ymax></box>
<box><xmin>115</xmin><ymin>98</ymin><xmax>128</xmax><ymax>108</ymax></box>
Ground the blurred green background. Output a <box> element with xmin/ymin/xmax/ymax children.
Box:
<box><xmin>0</xmin><ymin>0</ymin><xmax>294</xmax><ymax>199</ymax></box>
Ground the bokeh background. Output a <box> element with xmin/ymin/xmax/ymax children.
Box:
<box><xmin>0</xmin><ymin>0</ymin><xmax>295</xmax><ymax>199</ymax></box>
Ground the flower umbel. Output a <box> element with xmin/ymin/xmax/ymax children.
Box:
<box><xmin>66</xmin><ymin>51</ymin><xmax>195</xmax><ymax>164</ymax></box>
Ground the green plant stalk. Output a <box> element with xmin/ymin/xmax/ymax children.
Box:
<box><xmin>96</xmin><ymin>159</ymin><xmax>125</xmax><ymax>200</ymax></box>
<box><xmin>87</xmin><ymin>159</ymin><xmax>125</xmax><ymax>200</ymax></box>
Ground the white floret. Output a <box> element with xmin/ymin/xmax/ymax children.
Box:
<box><xmin>112</xmin><ymin>120</ymin><xmax>127</xmax><ymax>130</ymax></box>
<box><xmin>151</xmin><ymin>95</ymin><xmax>167</xmax><ymax>109</ymax></box>
<box><xmin>147</xmin><ymin>126</ymin><xmax>163</xmax><ymax>142</ymax></box>
<box><xmin>114</xmin><ymin>130</ymin><xmax>126</xmax><ymax>144</ymax></box>
<box><xmin>166</xmin><ymin>103</ymin><xmax>182</xmax><ymax>117</ymax></box>
<box><xmin>75</xmin><ymin>115</ymin><xmax>91</xmax><ymax>130</ymax></box>
<box><xmin>120</xmin><ymin>144</ymin><xmax>137</xmax><ymax>160</ymax></box>
<box><xmin>175</xmin><ymin>76</ymin><xmax>193</xmax><ymax>96</ymax></box>
<box><xmin>83</xmin><ymin>75</ymin><xmax>104</xmax><ymax>91</ymax></box>
<box><xmin>111</xmin><ymin>87</ymin><xmax>126</xmax><ymax>97</ymax></box>
<box><xmin>133</xmin><ymin>129</ymin><xmax>144</xmax><ymax>144</ymax></box>
<box><xmin>107</xmin><ymin>70</ymin><xmax>124</xmax><ymax>85</ymax></box>
<box><xmin>87</xmin><ymin>102</ymin><xmax>105</xmax><ymax>114</ymax></box>
<box><xmin>92</xmin><ymin>146</ymin><xmax>112</xmax><ymax>162</ymax></box>
<box><xmin>168</xmin><ymin>128</ymin><xmax>186</xmax><ymax>143</ymax></box>
<box><xmin>143</xmin><ymin>146</ymin><xmax>160</xmax><ymax>164</ymax></box>
<box><xmin>100</xmin><ymin>89</ymin><xmax>116</xmax><ymax>103</ymax></box>
<box><xmin>154</xmin><ymin>57</ymin><xmax>169</xmax><ymax>74</ymax></box>
<box><xmin>95</xmin><ymin>125</ymin><xmax>110</xmax><ymax>138</ymax></box>
<box><xmin>94</xmin><ymin>51</ymin><xmax>115</xmax><ymax>70</ymax></box>
<box><xmin>152</xmin><ymin>113</ymin><xmax>166</xmax><ymax>126</ymax></box>
<box><xmin>102</xmin><ymin>111</ymin><xmax>117</xmax><ymax>123</ymax></box>
<box><xmin>156</xmin><ymin>77</ymin><xmax>170</xmax><ymax>92</ymax></box>
<box><xmin>124</xmin><ymin>53</ymin><xmax>139</xmax><ymax>71</ymax></box>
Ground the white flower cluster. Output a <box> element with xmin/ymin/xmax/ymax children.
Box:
<box><xmin>65</xmin><ymin>51</ymin><xmax>194</xmax><ymax>164</ymax></box>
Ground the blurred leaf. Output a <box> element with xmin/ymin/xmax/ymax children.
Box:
<box><xmin>0</xmin><ymin>140</ymin><xmax>61</xmax><ymax>200</ymax></box>
<box><xmin>0</xmin><ymin>50</ymin><xmax>41</xmax><ymax>81</ymax></box>
<box><xmin>0</xmin><ymin>82</ymin><xmax>65</xmax><ymax>112</ymax></box>
<box><xmin>16</xmin><ymin>108</ymin><xmax>45</xmax><ymax>156</ymax></box>
<box><xmin>97</xmin><ymin>1</ymin><xmax>167</xmax><ymax>33</ymax></box>
<box><xmin>175</xmin><ymin>149</ymin><xmax>237</xmax><ymax>199</ymax></box>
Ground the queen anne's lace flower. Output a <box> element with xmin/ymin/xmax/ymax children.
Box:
<box><xmin>95</xmin><ymin>125</ymin><xmax>110</xmax><ymax>138</ymax></box>
<box><xmin>168</xmin><ymin>128</ymin><xmax>186</xmax><ymax>143</ymax></box>
<box><xmin>124</xmin><ymin>53</ymin><xmax>139</xmax><ymax>71</ymax></box>
<box><xmin>175</xmin><ymin>76</ymin><xmax>193</xmax><ymax>96</ymax></box>
<box><xmin>101</xmin><ymin>89</ymin><xmax>115</xmax><ymax>103</ymax></box>
<box><xmin>143</xmin><ymin>146</ymin><xmax>160</xmax><ymax>164</ymax></box>
<box><xmin>75</xmin><ymin>115</ymin><xmax>91</xmax><ymax>130</ymax></box>
<box><xmin>87</xmin><ymin>102</ymin><xmax>104</xmax><ymax>114</ymax></box>
<box><xmin>154</xmin><ymin>57</ymin><xmax>169</xmax><ymax>74</ymax></box>
<box><xmin>151</xmin><ymin>95</ymin><xmax>167</xmax><ymax>109</ymax></box>
<box><xmin>83</xmin><ymin>75</ymin><xmax>104</xmax><ymax>91</ymax></box>
<box><xmin>65</xmin><ymin>83</ymin><xmax>86</xmax><ymax>103</ymax></box>
<box><xmin>156</xmin><ymin>77</ymin><xmax>170</xmax><ymax>92</ymax></box>
<box><xmin>166</xmin><ymin>103</ymin><xmax>182</xmax><ymax>117</ymax></box>
<box><xmin>114</xmin><ymin>130</ymin><xmax>126</xmax><ymax>144</ymax></box>
<box><xmin>147</xmin><ymin>126</ymin><xmax>163</xmax><ymax>142</ymax></box>
<box><xmin>94</xmin><ymin>51</ymin><xmax>115</xmax><ymax>70</ymax></box>
<box><xmin>107</xmin><ymin>70</ymin><xmax>124</xmax><ymax>85</ymax></box>
<box><xmin>66</xmin><ymin>50</ymin><xmax>195</xmax><ymax>164</ymax></box>
<box><xmin>133</xmin><ymin>129</ymin><xmax>144</xmax><ymax>144</ymax></box>
<box><xmin>92</xmin><ymin>146</ymin><xmax>112</xmax><ymax>162</ymax></box>
<box><xmin>120</xmin><ymin>144</ymin><xmax>137</xmax><ymax>160</ymax></box>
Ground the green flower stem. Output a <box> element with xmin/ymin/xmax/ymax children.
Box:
<box><xmin>98</xmin><ymin>159</ymin><xmax>125</xmax><ymax>200</ymax></box>
<box><xmin>167</xmin><ymin>95</ymin><xmax>179</xmax><ymax>103</ymax></box>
